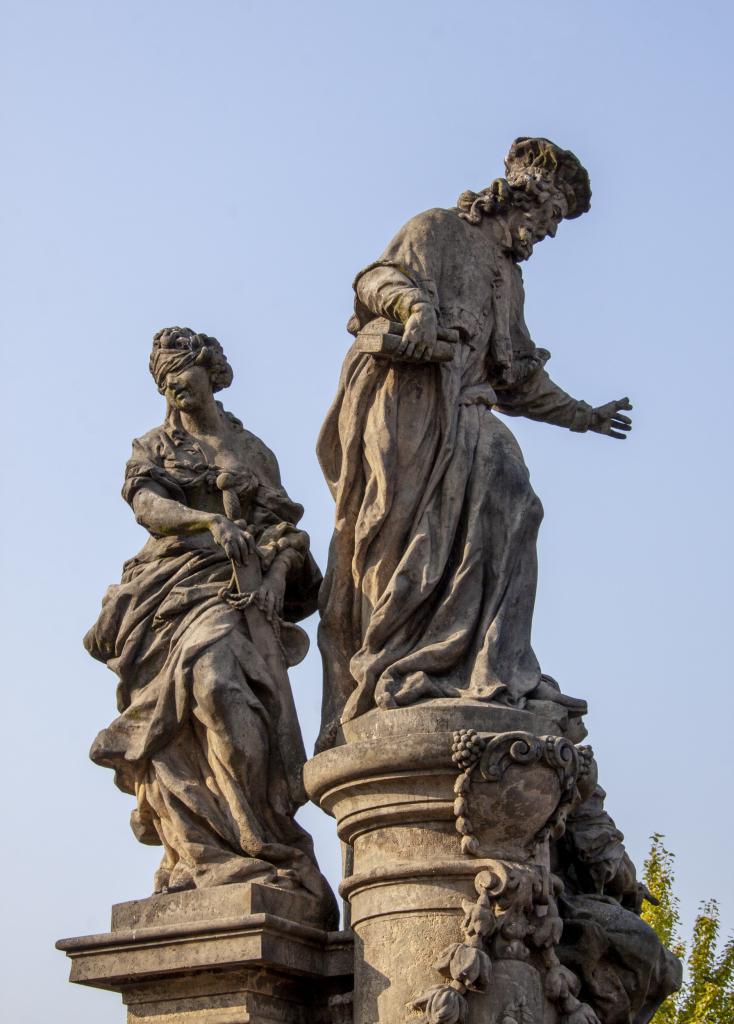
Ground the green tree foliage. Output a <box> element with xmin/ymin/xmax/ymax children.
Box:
<box><xmin>642</xmin><ymin>834</ymin><xmax>734</xmax><ymax>1023</ymax></box>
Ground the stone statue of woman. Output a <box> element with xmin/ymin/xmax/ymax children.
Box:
<box><xmin>84</xmin><ymin>326</ymin><xmax>336</xmax><ymax>924</ymax></box>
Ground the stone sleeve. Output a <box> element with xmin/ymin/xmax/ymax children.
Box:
<box><xmin>495</xmin><ymin>366</ymin><xmax>593</xmax><ymax>431</ymax></box>
<box><xmin>354</xmin><ymin>264</ymin><xmax>435</xmax><ymax>325</ymax></box>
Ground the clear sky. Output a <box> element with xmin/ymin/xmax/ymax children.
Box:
<box><xmin>2</xmin><ymin>1</ymin><xmax>732</xmax><ymax>1019</ymax></box>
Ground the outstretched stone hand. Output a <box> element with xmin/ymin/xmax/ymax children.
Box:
<box><xmin>589</xmin><ymin>397</ymin><xmax>633</xmax><ymax>439</ymax></box>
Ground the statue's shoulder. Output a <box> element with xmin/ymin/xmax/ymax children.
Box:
<box><xmin>133</xmin><ymin>423</ymin><xmax>166</xmax><ymax>447</ymax></box>
<box><xmin>128</xmin><ymin>423</ymin><xmax>168</xmax><ymax>459</ymax></box>
<box><xmin>390</xmin><ymin>206</ymin><xmax>474</xmax><ymax>253</ymax></box>
<box><xmin>401</xmin><ymin>206</ymin><xmax>463</xmax><ymax>234</ymax></box>
<box><xmin>409</xmin><ymin>205</ymin><xmax>457</xmax><ymax>223</ymax></box>
<box><xmin>126</xmin><ymin>423</ymin><xmax>197</xmax><ymax>468</ymax></box>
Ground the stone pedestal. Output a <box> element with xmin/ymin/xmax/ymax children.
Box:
<box><xmin>305</xmin><ymin>700</ymin><xmax>584</xmax><ymax>1024</ymax></box>
<box><xmin>56</xmin><ymin>882</ymin><xmax>354</xmax><ymax>1024</ymax></box>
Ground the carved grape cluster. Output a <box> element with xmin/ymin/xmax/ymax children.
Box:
<box><xmin>451</xmin><ymin>729</ymin><xmax>486</xmax><ymax>770</ymax></box>
<box><xmin>451</xmin><ymin>730</ymin><xmax>487</xmax><ymax>857</ymax></box>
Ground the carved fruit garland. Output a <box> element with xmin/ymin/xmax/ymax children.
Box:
<box><xmin>409</xmin><ymin>866</ymin><xmax>494</xmax><ymax>1024</ymax></box>
<box><xmin>408</xmin><ymin>731</ymin><xmax>600</xmax><ymax>1024</ymax></box>
<box><xmin>451</xmin><ymin>729</ymin><xmax>485</xmax><ymax>855</ymax></box>
<box><xmin>450</xmin><ymin>729</ymin><xmax>580</xmax><ymax>857</ymax></box>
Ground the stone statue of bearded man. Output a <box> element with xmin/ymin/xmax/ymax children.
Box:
<box><xmin>316</xmin><ymin>137</ymin><xmax>633</xmax><ymax>751</ymax></box>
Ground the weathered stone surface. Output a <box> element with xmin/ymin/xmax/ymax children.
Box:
<box><xmin>306</xmin><ymin>700</ymin><xmax>679</xmax><ymax>1024</ymax></box>
<box><xmin>307</xmin><ymin>135</ymin><xmax>679</xmax><ymax>1024</ymax></box>
<box><xmin>316</xmin><ymin>137</ymin><xmax>629</xmax><ymax>754</ymax></box>
<box><xmin>57</xmin><ymin>882</ymin><xmax>353</xmax><ymax>1024</ymax></box>
<box><xmin>60</xmin><ymin>138</ymin><xmax>681</xmax><ymax>1024</ymax></box>
<box><xmin>306</xmin><ymin>703</ymin><xmax>576</xmax><ymax>1023</ymax></box>
<box><xmin>111</xmin><ymin>879</ymin><xmax>335</xmax><ymax>932</ymax></box>
<box><xmin>340</xmin><ymin>698</ymin><xmax>573</xmax><ymax>744</ymax></box>
<box><xmin>82</xmin><ymin>326</ymin><xmax>336</xmax><ymax>922</ymax></box>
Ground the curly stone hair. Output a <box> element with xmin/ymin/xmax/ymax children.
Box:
<box><xmin>457</xmin><ymin>136</ymin><xmax>591</xmax><ymax>225</ymax></box>
<box><xmin>149</xmin><ymin>326</ymin><xmax>233</xmax><ymax>395</ymax></box>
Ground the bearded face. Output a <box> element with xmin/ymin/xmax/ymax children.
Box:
<box><xmin>507</xmin><ymin>190</ymin><xmax>569</xmax><ymax>261</ymax></box>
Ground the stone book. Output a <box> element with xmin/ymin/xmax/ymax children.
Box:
<box><xmin>355</xmin><ymin>316</ymin><xmax>459</xmax><ymax>362</ymax></box>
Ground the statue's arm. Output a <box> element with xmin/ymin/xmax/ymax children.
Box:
<box><xmin>132</xmin><ymin>482</ymin><xmax>255</xmax><ymax>562</ymax></box>
<box><xmin>355</xmin><ymin>265</ymin><xmax>434</xmax><ymax>324</ymax></box>
<box><xmin>355</xmin><ymin>265</ymin><xmax>441</xmax><ymax>361</ymax></box>
<box><xmin>494</xmin><ymin>365</ymin><xmax>593</xmax><ymax>431</ymax></box>
<box><xmin>495</xmin><ymin>365</ymin><xmax>632</xmax><ymax>439</ymax></box>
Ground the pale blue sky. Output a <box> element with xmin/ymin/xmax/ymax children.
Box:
<box><xmin>2</xmin><ymin>1</ymin><xmax>732</xmax><ymax>1019</ymax></box>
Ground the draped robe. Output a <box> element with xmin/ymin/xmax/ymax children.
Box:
<box><xmin>317</xmin><ymin>207</ymin><xmax>593</xmax><ymax>749</ymax></box>
<box><xmin>85</xmin><ymin>414</ymin><xmax>335</xmax><ymax>920</ymax></box>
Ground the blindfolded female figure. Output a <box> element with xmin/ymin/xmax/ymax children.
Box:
<box><xmin>85</xmin><ymin>327</ymin><xmax>335</xmax><ymax>924</ymax></box>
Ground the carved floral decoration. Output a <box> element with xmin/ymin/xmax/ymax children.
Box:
<box><xmin>409</xmin><ymin>732</ymin><xmax>600</xmax><ymax>1024</ymax></box>
<box><xmin>451</xmin><ymin>729</ymin><xmax>579</xmax><ymax>856</ymax></box>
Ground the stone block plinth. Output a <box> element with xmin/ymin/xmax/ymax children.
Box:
<box><xmin>56</xmin><ymin>881</ymin><xmax>354</xmax><ymax>1024</ymax></box>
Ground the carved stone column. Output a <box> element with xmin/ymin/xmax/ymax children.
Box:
<box><xmin>305</xmin><ymin>701</ymin><xmax>594</xmax><ymax>1024</ymax></box>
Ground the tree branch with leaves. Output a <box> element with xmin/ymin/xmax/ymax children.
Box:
<box><xmin>642</xmin><ymin>835</ymin><xmax>733</xmax><ymax>1023</ymax></box>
